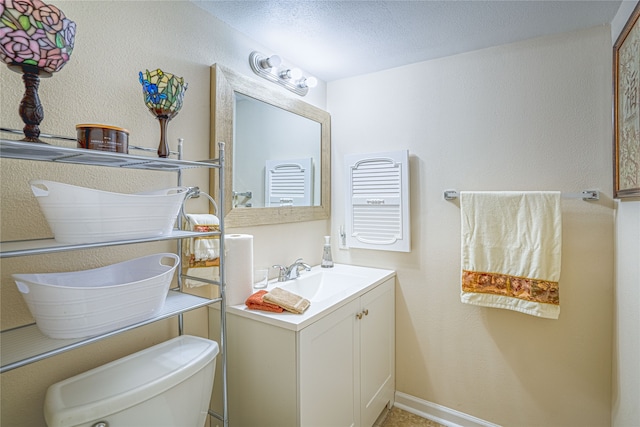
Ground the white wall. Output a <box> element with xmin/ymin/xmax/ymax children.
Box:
<box><xmin>610</xmin><ymin>3</ymin><xmax>640</xmax><ymax>426</ymax></box>
<box><xmin>328</xmin><ymin>25</ymin><xmax>614</xmax><ymax>426</ymax></box>
<box><xmin>0</xmin><ymin>2</ymin><xmax>328</xmax><ymax>426</ymax></box>
<box><xmin>1</xmin><ymin>1</ymin><xmax>634</xmax><ymax>426</ymax></box>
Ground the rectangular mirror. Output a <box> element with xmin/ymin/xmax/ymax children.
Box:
<box><xmin>210</xmin><ymin>64</ymin><xmax>331</xmax><ymax>227</ymax></box>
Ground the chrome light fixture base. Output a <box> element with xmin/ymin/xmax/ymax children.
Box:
<box><xmin>249</xmin><ymin>51</ymin><xmax>310</xmax><ymax>96</ymax></box>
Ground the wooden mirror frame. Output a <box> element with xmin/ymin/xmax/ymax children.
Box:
<box><xmin>210</xmin><ymin>64</ymin><xmax>331</xmax><ymax>227</ymax></box>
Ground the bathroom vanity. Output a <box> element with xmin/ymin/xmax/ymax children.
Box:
<box><xmin>210</xmin><ymin>264</ymin><xmax>395</xmax><ymax>427</ymax></box>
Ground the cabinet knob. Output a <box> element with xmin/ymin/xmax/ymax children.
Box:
<box><xmin>356</xmin><ymin>312</ymin><xmax>363</xmax><ymax>320</ymax></box>
<box><xmin>363</xmin><ymin>309</ymin><xmax>369</xmax><ymax>316</ymax></box>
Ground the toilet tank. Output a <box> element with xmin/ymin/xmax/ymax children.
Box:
<box><xmin>44</xmin><ymin>335</ymin><xmax>219</xmax><ymax>427</ymax></box>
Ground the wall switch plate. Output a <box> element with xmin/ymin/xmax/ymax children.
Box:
<box><xmin>339</xmin><ymin>225</ymin><xmax>348</xmax><ymax>249</ymax></box>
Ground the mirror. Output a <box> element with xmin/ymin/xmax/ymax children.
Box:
<box><xmin>234</xmin><ymin>93</ymin><xmax>321</xmax><ymax>208</ymax></box>
<box><xmin>210</xmin><ymin>64</ymin><xmax>331</xmax><ymax>227</ymax></box>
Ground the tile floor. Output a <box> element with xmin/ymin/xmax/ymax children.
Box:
<box><xmin>377</xmin><ymin>407</ymin><xmax>445</xmax><ymax>427</ymax></box>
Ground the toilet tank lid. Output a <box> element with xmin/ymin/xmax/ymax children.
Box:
<box><xmin>44</xmin><ymin>335</ymin><xmax>219</xmax><ymax>427</ymax></box>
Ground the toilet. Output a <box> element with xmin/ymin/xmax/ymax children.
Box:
<box><xmin>44</xmin><ymin>335</ymin><xmax>219</xmax><ymax>427</ymax></box>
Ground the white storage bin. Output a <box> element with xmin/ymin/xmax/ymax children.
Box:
<box><xmin>13</xmin><ymin>253</ymin><xmax>179</xmax><ymax>339</ymax></box>
<box><xmin>30</xmin><ymin>180</ymin><xmax>188</xmax><ymax>244</ymax></box>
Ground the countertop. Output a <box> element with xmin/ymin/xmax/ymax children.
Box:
<box><xmin>225</xmin><ymin>263</ymin><xmax>396</xmax><ymax>331</ymax></box>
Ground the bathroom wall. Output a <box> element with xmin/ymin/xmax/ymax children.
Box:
<box><xmin>1</xmin><ymin>2</ymin><xmax>632</xmax><ymax>426</ymax></box>
<box><xmin>610</xmin><ymin>3</ymin><xmax>640</xmax><ymax>426</ymax></box>
<box><xmin>0</xmin><ymin>2</ymin><xmax>328</xmax><ymax>426</ymax></box>
<box><xmin>328</xmin><ymin>25</ymin><xmax>615</xmax><ymax>426</ymax></box>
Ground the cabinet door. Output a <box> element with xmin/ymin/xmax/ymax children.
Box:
<box><xmin>359</xmin><ymin>279</ymin><xmax>395</xmax><ymax>427</ymax></box>
<box><xmin>299</xmin><ymin>299</ymin><xmax>360</xmax><ymax>427</ymax></box>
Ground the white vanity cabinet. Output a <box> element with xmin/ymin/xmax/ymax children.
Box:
<box><xmin>300</xmin><ymin>278</ymin><xmax>395</xmax><ymax>427</ymax></box>
<box><xmin>218</xmin><ymin>269</ymin><xmax>395</xmax><ymax>427</ymax></box>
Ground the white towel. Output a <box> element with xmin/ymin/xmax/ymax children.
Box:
<box><xmin>460</xmin><ymin>191</ymin><xmax>562</xmax><ymax>319</ymax></box>
<box><xmin>184</xmin><ymin>214</ymin><xmax>220</xmax><ymax>261</ymax></box>
<box><xmin>183</xmin><ymin>265</ymin><xmax>220</xmax><ymax>288</ymax></box>
<box><xmin>184</xmin><ymin>214</ymin><xmax>220</xmax><ymax>288</ymax></box>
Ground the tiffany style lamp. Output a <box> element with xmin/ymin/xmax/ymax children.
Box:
<box><xmin>139</xmin><ymin>69</ymin><xmax>188</xmax><ymax>158</ymax></box>
<box><xmin>0</xmin><ymin>0</ymin><xmax>76</xmax><ymax>142</ymax></box>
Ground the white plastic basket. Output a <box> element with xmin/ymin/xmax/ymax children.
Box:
<box><xmin>13</xmin><ymin>253</ymin><xmax>179</xmax><ymax>339</ymax></box>
<box><xmin>30</xmin><ymin>180</ymin><xmax>188</xmax><ymax>244</ymax></box>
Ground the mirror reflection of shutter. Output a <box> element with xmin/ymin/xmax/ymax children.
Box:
<box><xmin>265</xmin><ymin>158</ymin><xmax>313</xmax><ymax>207</ymax></box>
<box><xmin>345</xmin><ymin>150</ymin><xmax>410</xmax><ymax>252</ymax></box>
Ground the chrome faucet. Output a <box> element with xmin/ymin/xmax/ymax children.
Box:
<box><xmin>272</xmin><ymin>258</ymin><xmax>312</xmax><ymax>282</ymax></box>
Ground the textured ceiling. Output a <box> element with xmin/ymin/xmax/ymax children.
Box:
<box><xmin>193</xmin><ymin>0</ymin><xmax>623</xmax><ymax>82</ymax></box>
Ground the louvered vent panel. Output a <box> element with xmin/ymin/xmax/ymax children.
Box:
<box><xmin>270</xmin><ymin>167</ymin><xmax>306</xmax><ymax>196</ymax></box>
<box><xmin>345</xmin><ymin>150</ymin><xmax>410</xmax><ymax>252</ymax></box>
<box><xmin>352</xmin><ymin>160</ymin><xmax>401</xmax><ymax>197</ymax></box>
<box><xmin>265</xmin><ymin>158</ymin><xmax>313</xmax><ymax>206</ymax></box>
<box><xmin>352</xmin><ymin>205</ymin><xmax>402</xmax><ymax>244</ymax></box>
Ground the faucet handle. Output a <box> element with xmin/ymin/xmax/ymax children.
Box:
<box><xmin>295</xmin><ymin>258</ymin><xmax>311</xmax><ymax>270</ymax></box>
<box><xmin>272</xmin><ymin>264</ymin><xmax>287</xmax><ymax>274</ymax></box>
<box><xmin>272</xmin><ymin>264</ymin><xmax>287</xmax><ymax>282</ymax></box>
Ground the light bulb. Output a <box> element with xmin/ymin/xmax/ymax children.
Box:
<box><xmin>290</xmin><ymin>68</ymin><xmax>303</xmax><ymax>80</ymax></box>
<box><xmin>304</xmin><ymin>76</ymin><xmax>318</xmax><ymax>88</ymax></box>
<box><xmin>259</xmin><ymin>54</ymin><xmax>281</xmax><ymax>70</ymax></box>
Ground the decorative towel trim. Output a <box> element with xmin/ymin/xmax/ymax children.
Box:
<box><xmin>193</xmin><ymin>224</ymin><xmax>219</xmax><ymax>233</ymax></box>
<box><xmin>186</xmin><ymin>224</ymin><xmax>220</xmax><ymax>267</ymax></box>
<box><xmin>186</xmin><ymin>256</ymin><xmax>220</xmax><ymax>268</ymax></box>
<box><xmin>462</xmin><ymin>270</ymin><xmax>559</xmax><ymax>305</ymax></box>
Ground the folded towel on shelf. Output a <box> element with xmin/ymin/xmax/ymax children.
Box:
<box><xmin>263</xmin><ymin>287</ymin><xmax>311</xmax><ymax>314</ymax></box>
<box><xmin>184</xmin><ymin>265</ymin><xmax>220</xmax><ymax>288</ymax></box>
<box><xmin>245</xmin><ymin>290</ymin><xmax>284</xmax><ymax>313</ymax></box>
<box><xmin>460</xmin><ymin>191</ymin><xmax>562</xmax><ymax>319</ymax></box>
<box><xmin>183</xmin><ymin>214</ymin><xmax>220</xmax><ymax>287</ymax></box>
<box><xmin>184</xmin><ymin>214</ymin><xmax>220</xmax><ymax>265</ymax></box>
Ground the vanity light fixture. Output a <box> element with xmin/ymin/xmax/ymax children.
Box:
<box><xmin>249</xmin><ymin>51</ymin><xmax>316</xmax><ymax>96</ymax></box>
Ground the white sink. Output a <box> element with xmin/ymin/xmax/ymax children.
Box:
<box><xmin>227</xmin><ymin>264</ymin><xmax>396</xmax><ymax>331</ymax></box>
<box><xmin>279</xmin><ymin>269</ymin><xmax>367</xmax><ymax>302</ymax></box>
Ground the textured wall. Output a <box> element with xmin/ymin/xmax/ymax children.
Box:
<box><xmin>2</xmin><ymin>2</ymin><xmax>629</xmax><ymax>426</ymax></box>
<box><xmin>610</xmin><ymin>2</ymin><xmax>640</xmax><ymax>426</ymax></box>
<box><xmin>328</xmin><ymin>26</ymin><xmax>614</xmax><ymax>426</ymax></box>
<box><xmin>0</xmin><ymin>2</ymin><xmax>328</xmax><ymax>426</ymax></box>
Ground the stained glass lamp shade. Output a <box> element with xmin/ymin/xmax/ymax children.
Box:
<box><xmin>0</xmin><ymin>0</ymin><xmax>76</xmax><ymax>142</ymax></box>
<box><xmin>139</xmin><ymin>69</ymin><xmax>188</xmax><ymax>158</ymax></box>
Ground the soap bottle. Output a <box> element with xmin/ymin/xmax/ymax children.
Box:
<box><xmin>321</xmin><ymin>235</ymin><xmax>334</xmax><ymax>268</ymax></box>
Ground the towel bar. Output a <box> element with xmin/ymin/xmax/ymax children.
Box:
<box><xmin>180</xmin><ymin>186</ymin><xmax>219</xmax><ymax>221</ymax></box>
<box><xmin>443</xmin><ymin>189</ymin><xmax>599</xmax><ymax>201</ymax></box>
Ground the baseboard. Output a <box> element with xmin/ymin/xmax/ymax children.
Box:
<box><xmin>393</xmin><ymin>392</ymin><xmax>502</xmax><ymax>427</ymax></box>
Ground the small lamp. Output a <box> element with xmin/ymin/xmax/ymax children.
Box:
<box><xmin>139</xmin><ymin>69</ymin><xmax>188</xmax><ymax>158</ymax></box>
<box><xmin>0</xmin><ymin>0</ymin><xmax>76</xmax><ymax>142</ymax></box>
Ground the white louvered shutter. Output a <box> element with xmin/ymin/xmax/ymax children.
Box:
<box><xmin>265</xmin><ymin>158</ymin><xmax>313</xmax><ymax>207</ymax></box>
<box><xmin>345</xmin><ymin>150</ymin><xmax>410</xmax><ymax>252</ymax></box>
